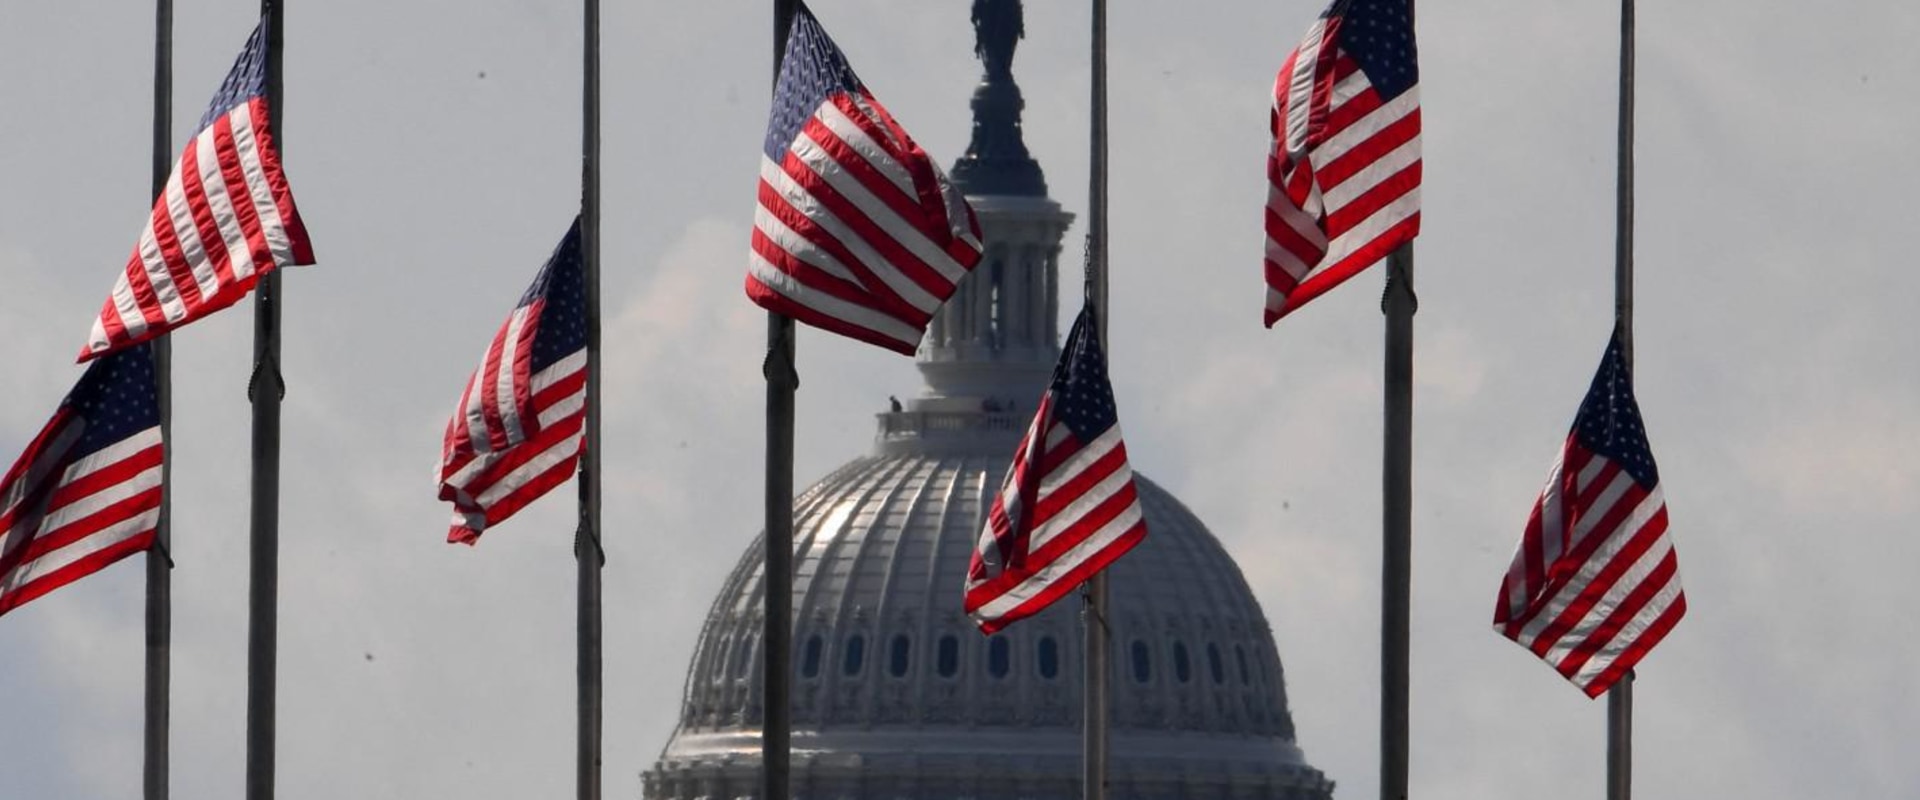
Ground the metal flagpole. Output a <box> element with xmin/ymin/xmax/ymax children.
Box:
<box><xmin>1082</xmin><ymin>2</ymin><xmax>1110</xmax><ymax>800</ymax></box>
<box><xmin>1607</xmin><ymin>1</ymin><xmax>1637</xmax><ymax>798</ymax></box>
<box><xmin>763</xmin><ymin>4</ymin><xmax>800</xmax><ymax>800</ymax></box>
<box><xmin>577</xmin><ymin>0</ymin><xmax>605</xmax><ymax>797</ymax></box>
<box><xmin>246</xmin><ymin>2</ymin><xmax>286</xmax><ymax>797</ymax></box>
<box><xmin>1380</xmin><ymin>245</ymin><xmax>1413</xmax><ymax>800</ymax></box>
<box><xmin>1612</xmin><ymin>0</ymin><xmax>1636</xmax><ymax>364</ymax></box>
<box><xmin>1379</xmin><ymin>7</ymin><xmax>1416</xmax><ymax>800</ymax></box>
<box><xmin>145</xmin><ymin>1</ymin><xmax>174</xmax><ymax>797</ymax></box>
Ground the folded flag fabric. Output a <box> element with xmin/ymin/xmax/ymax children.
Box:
<box><xmin>749</xmin><ymin>1</ymin><xmax>983</xmax><ymax>355</ymax></box>
<box><xmin>436</xmin><ymin>220</ymin><xmax>587</xmax><ymax>545</ymax></box>
<box><xmin>83</xmin><ymin>16</ymin><xmax>314</xmax><ymax>361</ymax></box>
<box><xmin>1495</xmin><ymin>332</ymin><xmax>1686</xmax><ymax>696</ymax></box>
<box><xmin>1</xmin><ymin>345</ymin><xmax>163</xmax><ymax>617</ymax></box>
<box><xmin>965</xmin><ymin>302</ymin><xmax>1146</xmax><ymax>634</ymax></box>
<box><xmin>1264</xmin><ymin>0</ymin><xmax>1421</xmax><ymax>325</ymax></box>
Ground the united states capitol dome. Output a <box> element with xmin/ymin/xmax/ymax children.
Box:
<box><xmin>643</xmin><ymin>5</ymin><xmax>1333</xmax><ymax>798</ymax></box>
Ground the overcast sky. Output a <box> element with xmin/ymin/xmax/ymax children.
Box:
<box><xmin>3</xmin><ymin>1</ymin><xmax>1917</xmax><ymax>798</ymax></box>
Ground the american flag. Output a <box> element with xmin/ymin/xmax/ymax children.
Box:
<box><xmin>1264</xmin><ymin>0</ymin><xmax>1421</xmax><ymax>326</ymax></box>
<box><xmin>749</xmin><ymin>2</ymin><xmax>983</xmax><ymax>355</ymax></box>
<box><xmin>964</xmin><ymin>304</ymin><xmax>1146</xmax><ymax>634</ymax></box>
<box><xmin>436</xmin><ymin>221</ymin><xmax>588</xmax><ymax>545</ymax></box>
<box><xmin>82</xmin><ymin>17</ymin><xmax>314</xmax><ymax>361</ymax></box>
<box><xmin>1</xmin><ymin>345</ymin><xmax>163</xmax><ymax>618</ymax></box>
<box><xmin>1495</xmin><ymin>333</ymin><xmax>1686</xmax><ymax>696</ymax></box>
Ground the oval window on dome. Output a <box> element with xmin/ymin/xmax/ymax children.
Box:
<box><xmin>843</xmin><ymin>634</ymin><xmax>866</xmax><ymax>676</ymax></box>
<box><xmin>988</xmin><ymin>636</ymin><xmax>1011</xmax><ymax>679</ymax></box>
<box><xmin>800</xmin><ymin>635</ymin><xmax>822</xmax><ymax>679</ymax></box>
<box><xmin>889</xmin><ymin>634</ymin><xmax>912</xmax><ymax>678</ymax></box>
<box><xmin>1130</xmin><ymin>640</ymin><xmax>1152</xmax><ymax>684</ymax></box>
<box><xmin>937</xmin><ymin>634</ymin><xmax>960</xmax><ymax>678</ymax></box>
<box><xmin>1037</xmin><ymin>636</ymin><xmax>1060</xmax><ymax>680</ymax></box>
<box><xmin>1173</xmin><ymin>641</ymin><xmax>1193</xmax><ymax>684</ymax></box>
<box><xmin>1235</xmin><ymin>644</ymin><xmax>1251</xmax><ymax>685</ymax></box>
<box><xmin>1207</xmin><ymin>643</ymin><xmax>1225</xmax><ymax>685</ymax></box>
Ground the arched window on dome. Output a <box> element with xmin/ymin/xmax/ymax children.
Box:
<box><xmin>987</xmin><ymin>636</ymin><xmax>1011</xmax><ymax>679</ymax></box>
<box><xmin>1207</xmin><ymin>643</ymin><xmax>1225</xmax><ymax>685</ymax></box>
<box><xmin>1130</xmin><ymin>640</ymin><xmax>1153</xmax><ymax>684</ymax></box>
<box><xmin>1037</xmin><ymin>636</ymin><xmax>1060</xmax><ymax>680</ymax></box>
<box><xmin>888</xmin><ymin>634</ymin><xmax>912</xmax><ymax>678</ymax></box>
<box><xmin>734</xmin><ymin>637</ymin><xmax>753</xmax><ymax>679</ymax></box>
<box><xmin>936</xmin><ymin>634</ymin><xmax>960</xmax><ymax>678</ymax></box>
<box><xmin>1235</xmin><ymin>643</ymin><xmax>1251</xmax><ymax>685</ymax></box>
<box><xmin>800</xmin><ymin>635</ymin><xmax>823</xmax><ymax>679</ymax></box>
<box><xmin>843</xmin><ymin>634</ymin><xmax>866</xmax><ymax>676</ymax></box>
<box><xmin>1172</xmin><ymin>641</ymin><xmax>1193</xmax><ymax>684</ymax></box>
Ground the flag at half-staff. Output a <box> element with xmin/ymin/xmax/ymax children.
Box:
<box><xmin>1495</xmin><ymin>332</ymin><xmax>1686</xmax><ymax>697</ymax></box>
<box><xmin>436</xmin><ymin>220</ymin><xmax>588</xmax><ymax>545</ymax></box>
<box><xmin>749</xmin><ymin>1</ymin><xmax>984</xmax><ymax>354</ymax></box>
<box><xmin>1</xmin><ymin>345</ymin><xmax>163</xmax><ymax>617</ymax></box>
<box><xmin>965</xmin><ymin>302</ymin><xmax>1146</xmax><ymax>634</ymax></box>
<box><xmin>81</xmin><ymin>16</ymin><xmax>314</xmax><ymax>361</ymax></box>
<box><xmin>1263</xmin><ymin>0</ymin><xmax>1421</xmax><ymax>326</ymax></box>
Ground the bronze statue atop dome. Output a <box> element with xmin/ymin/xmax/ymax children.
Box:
<box><xmin>953</xmin><ymin>0</ymin><xmax>1046</xmax><ymax>197</ymax></box>
<box><xmin>972</xmin><ymin>0</ymin><xmax>1024</xmax><ymax>79</ymax></box>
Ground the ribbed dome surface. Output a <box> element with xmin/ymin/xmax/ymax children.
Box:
<box><xmin>644</xmin><ymin>439</ymin><xmax>1334</xmax><ymax>799</ymax></box>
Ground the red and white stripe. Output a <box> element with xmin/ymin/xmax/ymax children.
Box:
<box><xmin>1495</xmin><ymin>439</ymin><xmax>1687</xmax><ymax>696</ymax></box>
<box><xmin>0</xmin><ymin>414</ymin><xmax>163</xmax><ymax>617</ymax></box>
<box><xmin>448</xmin><ymin>302</ymin><xmax>544</xmax><ymax>456</ymax></box>
<box><xmin>965</xmin><ymin>409</ymin><xmax>1146</xmax><ymax>634</ymax></box>
<box><xmin>437</xmin><ymin>315</ymin><xmax>587</xmax><ymax>545</ymax></box>
<box><xmin>83</xmin><ymin>95</ymin><xmax>313</xmax><ymax>361</ymax></box>
<box><xmin>750</xmin><ymin>91</ymin><xmax>982</xmax><ymax>354</ymax></box>
<box><xmin>1264</xmin><ymin>19</ymin><xmax>1421</xmax><ymax>325</ymax></box>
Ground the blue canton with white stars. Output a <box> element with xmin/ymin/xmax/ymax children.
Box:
<box><xmin>519</xmin><ymin>218</ymin><xmax>588</xmax><ymax>374</ymax></box>
<box><xmin>1326</xmin><ymin>0</ymin><xmax>1418</xmax><ymax>100</ymax></box>
<box><xmin>762</xmin><ymin>4</ymin><xmax>864</xmax><ymax>162</ymax></box>
<box><xmin>66</xmin><ymin>344</ymin><xmax>161</xmax><ymax>457</ymax></box>
<box><xmin>1049</xmin><ymin>306</ymin><xmax>1120</xmax><ymax>442</ymax></box>
<box><xmin>196</xmin><ymin>18</ymin><xmax>270</xmax><ymax>133</ymax></box>
<box><xmin>1572</xmin><ymin>333</ymin><xmax>1660</xmax><ymax>488</ymax></box>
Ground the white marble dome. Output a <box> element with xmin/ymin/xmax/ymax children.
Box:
<box><xmin>642</xmin><ymin>195</ymin><xmax>1334</xmax><ymax>800</ymax></box>
<box><xmin>642</xmin><ymin>440</ymin><xmax>1336</xmax><ymax>799</ymax></box>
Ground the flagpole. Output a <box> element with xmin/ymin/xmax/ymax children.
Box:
<box><xmin>1607</xmin><ymin>1</ymin><xmax>1637</xmax><ymax>798</ymax></box>
<box><xmin>245</xmin><ymin>1</ymin><xmax>286</xmax><ymax>798</ymax></box>
<box><xmin>1379</xmin><ymin>5</ymin><xmax>1416</xmax><ymax>800</ymax></box>
<box><xmin>576</xmin><ymin>0</ymin><xmax>605</xmax><ymax>797</ymax></box>
<box><xmin>144</xmin><ymin>1</ymin><xmax>174</xmax><ymax>797</ymax></box>
<box><xmin>1380</xmin><ymin>243</ymin><xmax>1413</xmax><ymax>800</ymax></box>
<box><xmin>762</xmin><ymin>4</ymin><xmax>799</xmax><ymax>800</ymax></box>
<box><xmin>1082</xmin><ymin>2</ymin><xmax>1110</xmax><ymax>800</ymax></box>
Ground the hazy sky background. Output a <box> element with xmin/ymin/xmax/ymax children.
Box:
<box><xmin>3</xmin><ymin>1</ymin><xmax>1917</xmax><ymax>798</ymax></box>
